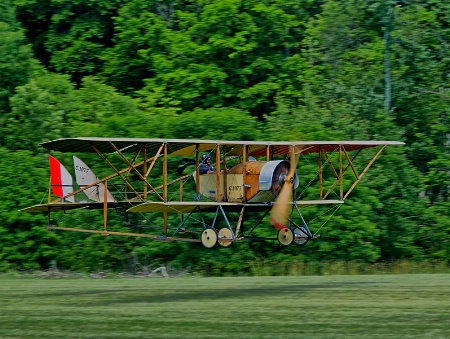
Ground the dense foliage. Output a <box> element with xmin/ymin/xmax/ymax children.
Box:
<box><xmin>1</xmin><ymin>0</ymin><xmax>448</xmax><ymax>273</ymax></box>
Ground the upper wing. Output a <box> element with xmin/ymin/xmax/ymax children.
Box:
<box><xmin>40</xmin><ymin>138</ymin><xmax>404</xmax><ymax>156</ymax></box>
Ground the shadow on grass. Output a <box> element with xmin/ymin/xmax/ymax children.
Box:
<box><xmin>33</xmin><ymin>281</ymin><xmax>383</xmax><ymax>306</ymax></box>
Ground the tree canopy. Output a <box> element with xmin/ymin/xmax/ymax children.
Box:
<box><xmin>0</xmin><ymin>0</ymin><xmax>448</xmax><ymax>273</ymax></box>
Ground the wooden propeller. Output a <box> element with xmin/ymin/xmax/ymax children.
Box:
<box><xmin>269</xmin><ymin>149</ymin><xmax>300</xmax><ymax>230</ymax></box>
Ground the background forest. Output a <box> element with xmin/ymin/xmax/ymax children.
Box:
<box><xmin>0</xmin><ymin>0</ymin><xmax>448</xmax><ymax>274</ymax></box>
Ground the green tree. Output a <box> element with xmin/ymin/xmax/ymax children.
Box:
<box><xmin>387</xmin><ymin>3</ymin><xmax>449</xmax><ymax>203</ymax></box>
<box><xmin>4</xmin><ymin>0</ymin><xmax>449</xmax><ymax>271</ymax></box>
<box><xmin>0</xmin><ymin>148</ymin><xmax>62</xmax><ymax>271</ymax></box>
<box><xmin>265</xmin><ymin>0</ymin><xmax>432</xmax><ymax>261</ymax></box>
<box><xmin>3</xmin><ymin>71</ymin><xmax>78</xmax><ymax>152</ymax></box>
<box><xmin>168</xmin><ymin>107</ymin><xmax>263</xmax><ymax>140</ymax></box>
<box><xmin>15</xmin><ymin>0</ymin><xmax>126</xmax><ymax>82</ymax></box>
<box><xmin>103</xmin><ymin>0</ymin><xmax>307</xmax><ymax>116</ymax></box>
<box><xmin>0</xmin><ymin>1</ymin><xmax>33</xmax><ymax>116</ymax></box>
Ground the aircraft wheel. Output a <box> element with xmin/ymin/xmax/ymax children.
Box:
<box><xmin>277</xmin><ymin>227</ymin><xmax>294</xmax><ymax>246</ymax></box>
<box><xmin>218</xmin><ymin>228</ymin><xmax>234</xmax><ymax>248</ymax></box>
<box><xmin>293</xmin><ymin>227</ymin><xmax>309</xmax><ymax>247</ymax></box>
<box><xmin>201</xmin><ymin>228</ymin><xmax>218</xmax><ymax>249</ymax></box>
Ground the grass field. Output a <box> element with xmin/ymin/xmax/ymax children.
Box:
<box><xmin>0</xmin><ymin>274</ymin><xmax>449</xmax><ymax>338</ymax></box>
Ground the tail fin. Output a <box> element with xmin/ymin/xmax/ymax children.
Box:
<box><xmin>49</xmin><ymin>155</ymin><xmax>74</xmax><ymax>202</ymax></box>
<box><xmin>73</xmin><ymin>156</ymin><xmax>116</xmax><ymax>202</ymax></box>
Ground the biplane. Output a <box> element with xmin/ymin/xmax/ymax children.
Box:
<box><xmin>21</xmin><ymin>138</ymin><xmax>403</xmax><ymax>248</ymax></box>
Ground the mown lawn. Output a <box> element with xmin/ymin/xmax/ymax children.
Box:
<box><xmin>0</xmin><ymin>274</ymin><xmax>449</xmax><ymax>338</ymax></box>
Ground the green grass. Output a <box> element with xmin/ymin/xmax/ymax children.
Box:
<box><xmin>0</xmin><ymin>274</ymin><xmax>449</xmax><ymax>338</ymax></box>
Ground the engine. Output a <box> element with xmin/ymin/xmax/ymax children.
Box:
<box><xmin>197</xmin><ymin>160</ymin><xmax>298</xmax><ymax>203</ymax></box>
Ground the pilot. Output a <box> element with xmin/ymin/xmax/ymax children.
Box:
<box><xmin>199</xmin><ymin>154</ymin><xmax>216</xmax><ymax>174</ymax></box>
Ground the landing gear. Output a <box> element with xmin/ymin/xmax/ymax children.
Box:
<box><xmin>218</xmin><ymin>228</ymin><xmax>234</xmax><ymax>248</ymax></box>
<box><xmin>277</xmin><ymin>227</ymin><xmax>294</xmax><ymax>246</ymax></box>
<box><xmin>201</xmin><ymin>228</ymin><xmax>218</xmax><ymax>249</ymax></box>
<box><xmin>293</xmin><ymin>227</ymin><xmax>309</xmax><ymax>246</ymax></box>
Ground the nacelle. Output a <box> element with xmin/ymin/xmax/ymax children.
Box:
<box><xmin>197</xmin><ymin>160</ymin><xmax>298</xmax><ymax>203</ymax></box>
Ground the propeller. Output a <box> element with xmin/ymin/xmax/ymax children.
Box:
<box><xmin>269</xmin><ymin>150</ymin><xmax>300</xmax><ymax>230</ymax></box>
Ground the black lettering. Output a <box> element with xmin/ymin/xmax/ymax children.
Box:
<box><xmin>75</xmin><ymin>166</ymin><xmax>90</xmax><ymax>173</ymax></box>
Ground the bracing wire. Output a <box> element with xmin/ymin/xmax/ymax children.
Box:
<box><xmin>295</xmin><ymin>146</ymin><xmax>341</xmax><ymax>200</ymax></box>
<box><xmin>312</xmin><ymin>204</ymin><xmax>343</xmax><ymax>237</ymax></box>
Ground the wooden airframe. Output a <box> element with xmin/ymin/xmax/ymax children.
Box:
<box><xmin>21</xmin><ymin>138</ymin><xmax>404</xmax><ymax>248</ymax></box>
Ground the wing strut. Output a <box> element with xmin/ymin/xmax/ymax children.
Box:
<box><xmin>343</xmin><ymin>146</ymin><xmax>386</xmax><ymax>199</ymax></box>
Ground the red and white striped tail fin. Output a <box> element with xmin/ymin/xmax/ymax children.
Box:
<box><xmin>73</xmin><ymin>156</ymin><xmax>116</xmax><ymax>202</ymax></box>
<box><xmin>49</xmin><ymin>155</ymin><xmax>74</xmax><ymax>202</ymax></box>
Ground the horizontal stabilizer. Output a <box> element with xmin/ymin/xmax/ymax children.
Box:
<box><xmin>20</xmin><ymin>202</ymin><xmax>134</xmax><ymax>213</ymax></box>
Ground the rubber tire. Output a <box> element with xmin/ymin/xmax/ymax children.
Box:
<box><xmin>201</xmin><ymin>228</ymin><xmax>218</xmax><ymax>249</ymax></box>
<box><xmin>277</xmin><ymin>227</ymin><xmax>294</xmax><ymax>246</ymax></box>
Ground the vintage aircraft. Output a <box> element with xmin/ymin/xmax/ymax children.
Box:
<box><xmin>21</xmin><ymin>138</ymin><xmax>403</xmax><ymax>248</ymax></box>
